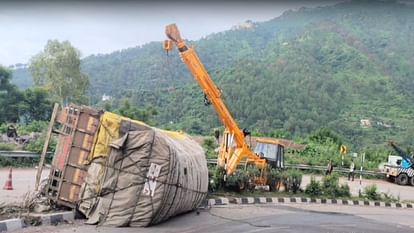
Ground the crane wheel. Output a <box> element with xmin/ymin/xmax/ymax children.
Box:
<box><xmin>409</xmin><ymin>176</ymin><xmax>414</xmax><ymax>186</ymax></box>
<box><xmin>397</xmin><ymin>173</ymin><xmax>409</xmax><ymax>185</ymax></box>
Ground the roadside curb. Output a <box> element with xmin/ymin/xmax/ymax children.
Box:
<box><xmin>37</xmin><ymin>211</ymin><xmax>74</xmax><ymax>226</ymax></box>
<box><xmin>0</xmin><ymin>211</ymin><xmax>74</xmax><ymax>232</ymax></box>
<box><xmin>0</xmin><ymin>218</ymin><xmax>25</xmax><ymax>232</ymax></box>
<box><xmin>206</xmin><ymin>197</ymin><xmax>414</xmax><ymax>209</ymax></box>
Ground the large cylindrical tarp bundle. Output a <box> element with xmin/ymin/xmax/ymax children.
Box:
<box><xmin>85</xmin><ymin>128</ymin><xmax>208</xmax><ymax>227</ymax></box>
<box><xmin>78</xmin><ymin>112</ymin><xmax>152</xmax><ymax>217</ymax></box>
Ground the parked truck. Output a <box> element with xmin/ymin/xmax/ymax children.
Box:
<box><xmin>383</xmin><ymin>141</ymin><xmax>414</xmax><ymax>186</ymax></box>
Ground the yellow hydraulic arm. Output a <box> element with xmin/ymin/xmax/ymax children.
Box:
<box><xmin>164</xmin><ymin>24</ymin><xmax>266</xmax><ymax>175</ymax></box>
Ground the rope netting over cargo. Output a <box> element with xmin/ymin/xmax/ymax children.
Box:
<box><xmin>77</xmin><ymin>111</ymin><xmax>152</xmax><ymax>215</ymax></box>
<box><xmin>80</xmin><ymin>127</ymin><xmax>208</xmax><ymax>227</ymax></box>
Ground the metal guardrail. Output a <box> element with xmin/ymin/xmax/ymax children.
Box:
<box><xmin>2</xmin><ymin>154</ymin><xmax>383</xmax><ymax>175</ymax></box>
<box><xmin>207</xmin><ymin>159</ymin><xmax>218</xmax><ymax>164</ymax></box>
<box><xmin>284</xmin><ymin>164</ymin><xmax>383</xmax><ymax>176</ymax></box>
<box><xmin>206</xmin><ymin>159</ymin><xmax>384</xmax><ymax>176</ymax></box>
<box><xmin>0</xmin><ymin>151</ymin><xmax>52</xmax><ymax>158</ymax></box>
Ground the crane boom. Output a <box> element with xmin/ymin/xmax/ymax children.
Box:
<box><xmin>389</xmin><ymin>141</ymin><xmax>414</xmax><ymax>169</ymax></box>
<box><xmin>165</xmin><ymin>24</ymin><xmax>266</xmax><ymax>175</ymax></box>
<box><xmin>166</xmin><ymin>24</ymin><xmax>244</xmax><ymax>148</ymax></box>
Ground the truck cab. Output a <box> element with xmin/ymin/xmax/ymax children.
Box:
<box><xmin>383</xmin><ymin>154</ymin><xmax>414</xmax><ymax>185</ymax></box>
<box><xmin>254</xmin><ymin>138</ymin><xmax>284</xmax><ymax>168</ymax></box>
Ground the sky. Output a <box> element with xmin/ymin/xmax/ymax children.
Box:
<box><xmin>0</xmin><ymin>0</ymin><xmax>344</xmax><ymax>66</ymax></box>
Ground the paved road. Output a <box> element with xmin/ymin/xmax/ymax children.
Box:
<box><xmin>14</xmin><ymin>204</ymin><xmax>414</xmax><ymax>233</ymax></box>
<box><xmin>0</xmin><ymin>168</ymin><xmax>50</xmax><ymax>205</ymax></box>
<box><xmin>301</xmin><ymin>174</ymin><xmax>414</xmax><ymax>201</ymax></box>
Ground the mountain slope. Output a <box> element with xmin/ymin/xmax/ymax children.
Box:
<box><xmin>11</xmin><ymin>0</ymin><xmax>414</xmax><ymax>149</ymax></box>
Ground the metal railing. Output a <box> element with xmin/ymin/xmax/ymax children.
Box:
<box><xmin>206</xmin><ymin>159</ymin><xmax>383</xmax><ymax>176</ymax></box>
<box><xmin>2</xmin><ymin>154</ymin><xmax>383</xmax><ymax>176</ymax></box>
<box><xmin>284</xmin><ymin>164</ymin><xmax>383</xmax><ymax>176</ymax></box>
<box><xmin>0</xmin><ymin>151</ymin><xmax>52</xmax><ymax>158</ymax></box>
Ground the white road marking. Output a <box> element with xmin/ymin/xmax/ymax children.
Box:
<box><xmin>246</xmin><ymin>226</ymin><xmax>290</xmax><ymax>233</ymax></box>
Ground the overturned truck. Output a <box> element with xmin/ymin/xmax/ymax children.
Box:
<box><xmin>44</xmin><ymin>104</ymin><xmax>208</xmax><ymax>227</ymax></box>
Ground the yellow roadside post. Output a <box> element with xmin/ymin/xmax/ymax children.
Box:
<box><xmin>340</xmin><ymin>144</ymin><xmax>347</xmax><ymax>167</ymax></box>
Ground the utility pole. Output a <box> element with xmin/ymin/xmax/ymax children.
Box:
<box><xmin>359</xmin><ymin>152</ymin><xmax>365</xmax><ymax>195</ymax></box>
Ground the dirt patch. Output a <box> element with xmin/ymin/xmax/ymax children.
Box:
<box><xmin>0</xmin><ymin>204</ymin><xmax>66</xmax><ymax>227</ymax></box>
<box><xmin>0</xmin><ymin>204</ymin><xmax>27</xmax><ymax>221</ymax></box>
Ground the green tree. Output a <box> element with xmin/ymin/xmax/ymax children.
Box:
<box><xmin>21</xmin><ymin>87</ymin><xmax>52</xmax><ymax>122</ymax></box>
<box><xmin>116</xmin><ymin>99</ymin><xmax>158</xmax><ymax>124</ymax></box>
<box><xmin>202</xmin><ymin>137</ymin><xmax>218</xmax><ymax>159</ymax></box>
<box><xmin>310</xmin><ymin>128</ymin><xmax>343</xmax><ymax>146</ymax></box>
<box><xmin>29</xmin><ymin>40</ymin><xmax>89</xmax><ymax>105</ymax></box>
<box><xmin>0</xmin><ymin>66</ymin><xmax>24</xmax><ymax>123</ymax></box>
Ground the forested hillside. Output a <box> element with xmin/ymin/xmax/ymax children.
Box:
<box><xmin>12</xmin><ymin>0</ymin><xmax>414</xmax><ymax>150</ymax></box>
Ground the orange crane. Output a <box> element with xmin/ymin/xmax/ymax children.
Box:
<box><xmin>164</xmin><ymin>24</ymin><xmax>284</xmax><ymax>184</ymax></box>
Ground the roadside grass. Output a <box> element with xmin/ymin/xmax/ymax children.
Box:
<box><xmin>0</xmin><ymin>143</ymin><xmax>17</xmax><ymax>151</ymax></box>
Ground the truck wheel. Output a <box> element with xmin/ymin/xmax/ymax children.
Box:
<box><xmin>397</xmin><ymin>173</ymin><xmax>409</xmax><ymax>185</ymax></box>
<box><xmin>410</xmin><ymin>177</ymin><xmax>414</xmax><ymax>186</ymax></box>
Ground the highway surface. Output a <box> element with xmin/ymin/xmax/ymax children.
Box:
<box><xmin>14</xmin><ymin>204</ymin><xmax>414</xmax><ymax>233</ymax></box>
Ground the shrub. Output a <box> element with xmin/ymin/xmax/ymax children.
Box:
<box><xmin>202</xmin><ymin>137</ymin><xmax>217</xmax><ymax>159</ymax></box>
<box><xmin>0</xmin><ymin>157</ymin><xmax>43</xmax><ymax>167</ymax></box>
<box><xmin>290</xmin><ymin>170</ymin><xmax>303</xmax><ymax>193</ymax></box>
<box><xmin>319</xmin><ymin>173</ymin><xmax>351</xmax><ymax>198</ymax></box>
<box><xmin>0</xmin><ymin>157</ymin><xmax>15</xmax><ymax>167</ymax></box>
<box><xmin>0</xmin><ymin>143</ymin><xmax>17</xmax><ymax>151</ymax></box>
<box><xmin>267</xmin><ymin>168</ymin><xmax>283</xmax><ymax>192</ymax></box>
<box><xmin>24</xmin><ymin>134</ymin><xmax>56</xmax><ymax>153</ymax></box>
<box><xmin>364</xmin><ymin>184</ymin><xmax>380</xmax><ymax>200</ymax></box>
<box><xmin>283</xmin><ymin>169</ymin><xmax>302</xmax><ymax>193</ymax></box>
<box><xmin>305</xmin><ymin>177</ymin><xmax>322</xmax><ymax>197</ymax></box>
<box><xmin>246</xmin><ymin>166</ymin><xmax>261</xmax><ymax>177</ymax></box>
<box><xmin>225</xmin><ymin>170</ymin><xmax>249</xmax><ymax>192</ymax></box>
<box><xmin>0</xmin><ymin>123</ymin><xmax>7</xmax><ymax>134</ymax></box>
<box><xmin>17</xmin><ymin>121</ymin><xmax>48</xmax><ymax>135</ymax></box>
<box><xmin>381</xmin><ymin>192</ymin><xmax>398</xmax><ymax>203</ymax></box>
<box><xmin>338</xmin><ymin>184</ymin><xmax>351</xmax><ymax>197</ymax></box>
<box><xmin>322</xmin><ymin>173</ymin><xmax>340</xmax><ymax>197</ymax></box>
<box><xmin>208</xmin><ymin>165</ymin><xmax>225</xmax><ymax>192</ymax></box>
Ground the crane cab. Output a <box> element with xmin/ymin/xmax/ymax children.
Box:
<box><xmin>254</xmin><ymin>138</ymin><xmax>284</xmax><ymax>168</ymax></box>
